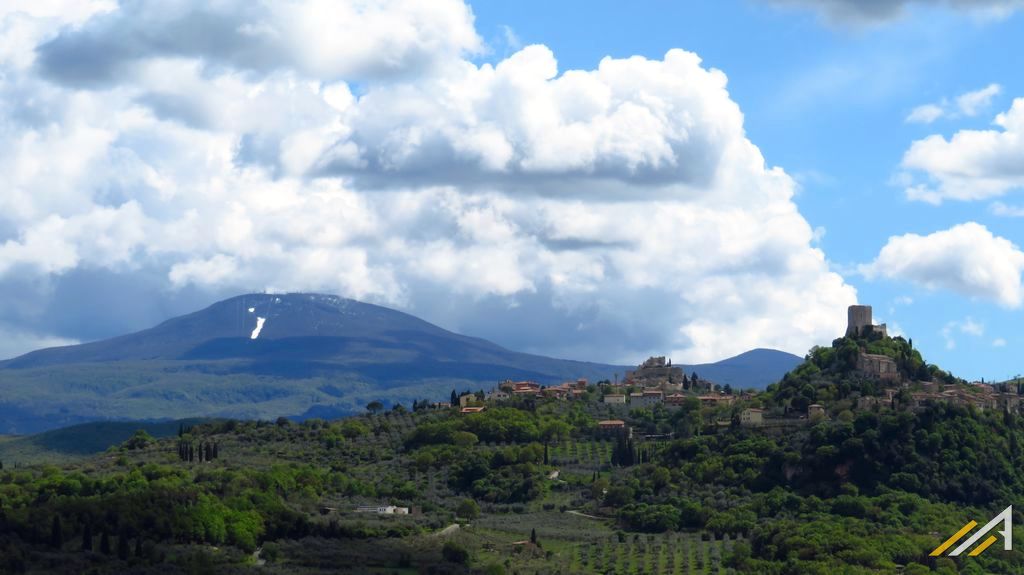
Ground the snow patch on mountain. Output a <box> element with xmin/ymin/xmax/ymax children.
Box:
<box><xmin>250</xmin><ymin>317</ymin><xmax>266</xmax><ymax>340</ymax></box>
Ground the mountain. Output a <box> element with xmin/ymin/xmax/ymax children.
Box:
<box><xmin>684</xmin><ymin>348</ymin><xmax>802</xmax><ymax>389</ymax></box>
<box><xmin>0</xmin><ymin>293</ymin><xmax>799</xmax><ymax>434</ymax></box>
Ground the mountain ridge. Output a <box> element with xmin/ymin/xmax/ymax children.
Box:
<box><xmin>0</xmin><ymin>293</ymin><xmax>801</xmax><ymax>434</ymax></box>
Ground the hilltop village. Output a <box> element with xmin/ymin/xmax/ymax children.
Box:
<box><xmin>439</xmin><ymin>304</ymin><xmax>1022</xmax><ymax>439</ymax></box>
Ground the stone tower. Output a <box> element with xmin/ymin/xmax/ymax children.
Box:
<box><xmin>846</xmin><ymin>305</ymin><xmax>873</xmax><ymax>337</ymax></box>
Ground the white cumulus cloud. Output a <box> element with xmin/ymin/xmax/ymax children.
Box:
<box><xmin>900</xmin><ymin>98</ymin><xmax>1024</xmax><ymax>204</ymax></box>
<box><xmin>861</xmin><ymin>222</ymin><xmax>1024</xmax><ymax>308</ymax></box>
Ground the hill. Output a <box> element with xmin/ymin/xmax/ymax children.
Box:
<box><xmin>0</xmin><ymin>293</ymin><xmax>798</xmax><ymax>434</ymax></box>
<box><xmin>0</xmin><ymin>419</ymin><xmax>207</xmax><ymax>465</ymax></box>
<box><xmin>1</xmin><ymin>386</ymin><xmax>1022</xmax><ymax>573</ymax></box>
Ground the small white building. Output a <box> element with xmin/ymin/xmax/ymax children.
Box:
<box><xmin>356</xmin><ymin>505</ymin><xmax>410</xmax><ymax>515</ymax></box>
<box><xmin>603</xmin><ymin>394</ymin><xmax>626</xmax><ymax>404</ymax></box>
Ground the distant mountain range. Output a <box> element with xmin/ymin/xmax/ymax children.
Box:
<box><xmin>0</xmin><ymin>293</ymin><xmax>801</xmax><ymax>434</ymax></box>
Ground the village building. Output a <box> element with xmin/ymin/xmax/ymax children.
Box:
<box><xmin>460</xmin><ymin>406</ymin><xmax>486</xmax><ymax>414</ymax></box>
<box><xmin>486</xmin><ymin>389</ymin><xmax>510</xmax><ymax>401</ymax></box>
<box><xmin>664</xmin><ymin>393</ymin><xmax>689</xmax><ymax>406</ymax></box>
<box><xmin>698</xmin><ymin>394</ymin><xmax>735</xmax><ymax>408</ymax></box>
<box><xmin>603</xmin><ymin>394</ymin><xmax>626</xmax><ymax>405</ymax></box>
<box><xmin>596</xmin><ymin>420</ymin><xmax>631</xmax><ymax>438</ymax></box>
<box><xmin>856</xmin><ymin>353</ymin><xmax>900</xmax><ymax>382</ymax></box>
<box><xmin>856</xmin><ymin>395</ymin><xmax>879</xmax><ymax>410</ymax></box>
<box><xmin>808</xmin><ymin>404</ymin><xmax>826</xmax><ymax>421</ymax></box>
<box><xmin>501</xmin><ymin>380</ymin><xmax>541</xmax><ymax>395</ymax></box>
<box><xmin>740</xmin><ymin>408</ymin><xmax>764</xmax><ymax>427</ymax></box>
<box><xmin>633</xmin><ymin>389</ymin><xmax>663</xmax><ymax>407</ymax></box>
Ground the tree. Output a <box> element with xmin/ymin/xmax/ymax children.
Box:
<box><xmin>366</xmin><ymin>400</ymin><xmax>384</xmax><ymax>414</ymax></box>
<box><xmin>134</xmin><ymin>537</ymin><xmax>143</xmax><ymax>559</ymax></box>
<box><xmin>100</xmin><ymin>531</ymin><xmax>111</xmax><ymax>555</ymax></box>
<box><xmin>543</xmin><ymin>443</ymin><xmax>549</xmax><ymax>465</ymax></box>
<box><xmin>123</xmin><ymin>429</ymin><xmax>155</xmax><ymax>450</ymax></box>
<box><xmin>117</xmin><ymin>530</ymin><xmax>130</xmax><ymax>560</ymax></box>
<box><xmin>442</xmin><ymin>541</ymin><xmax>470</xmax><ymax>564</ymax></box>
<box><xmin>451</xmin><ymin>389</ymin><xmax>458</xmax><ymax>405</ymax></box>
<box><xmin>456</xmin><ymin>498</ymin><xmax>480</xmax><ymax>520</ymax></box>
<box><xmin>82</xmin><ymin>522</ymin><xmax>93</xmax><ymax>552</ymax></box>
<box><xmin>530</xmin><ymin>527</ymin><xmax>538</xmax><ymax>545</ymax></box>
<box><xmin>50</xmin><ymin>515</ymin><xmax>63</xmax><ymax>549</ymax></box>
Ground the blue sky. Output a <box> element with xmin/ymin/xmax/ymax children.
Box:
<box><xmin>470</xmin><ymin>1</ymin><xmax>1024</xmax><ymax>381</ymax></box>
<box><xmin>0</xmin><ymin>0</ymin><xmax>1022</xmax><ymax>381</ymax></box>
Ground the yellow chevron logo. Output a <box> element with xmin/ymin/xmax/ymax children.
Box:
<box><xmin>930</xmin><ymin>506</ymin><xmax>1013</xmax><ymax>557</ymax></box>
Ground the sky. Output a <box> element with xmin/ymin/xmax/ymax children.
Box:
<box><xmin>0</xmin><ymin>1</ymin><xmax>1022</xmax><ymax>381</ymax></box>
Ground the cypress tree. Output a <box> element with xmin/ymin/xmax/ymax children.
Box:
<box><xmin>530</xmin><ymin>527</ymin><xmax>537</xmax><ymax>545</ymax></box>
<box><xmin>543</xmin><ymin>443</ymin><xmax>549</xmax><ymax>465</ymax></box>
<box><xmin>82</xmin><ymin>521</ymin><xmax>93</xmax><ymax>552</ymax></box>
<box><xmin>134</xmin><ymin>537</ymin><xmax>143</xmax><ymax>559</ymax></box>
<box><xmin>450</xmin><ymin>389</ymin><xmax>458</xmax><ymax>405</ymax></box>
<box><xmin>100</xmin><ymin>531</ymin><xmax>111</xmax><ymax>555</ymax></box>
<box><xmin>117</xmin><ymin>530</ymin><xmax>129</xmax><ymax>560</ymax></box>
<box><xmin>50</xmin><ymin>515</ymin><xmax>63</xmax><ymax>549</ymax></box>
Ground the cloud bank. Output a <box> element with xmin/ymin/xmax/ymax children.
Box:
<box><xmin>763</xmin><ymin>0</ymin><xmax>1024</xmax><ymax>24</ymax></box>
<box><xmin>0</xmin><ymin>1</ymin><xmax>857</xmax><ymax>363</ymax></box>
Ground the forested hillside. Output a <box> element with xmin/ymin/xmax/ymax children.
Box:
<box><xmin>2</xmin><ymin>381</ymin><xmax>1023</xmax><ymax>574</ymax></box>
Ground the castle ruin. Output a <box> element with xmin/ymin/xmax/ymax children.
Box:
<box><xmin>626</xmin><ymin>356</ymin><xmax>684</xmax><ymax>386</ymax></box>
<box><xmin>846</xmin><ymin>305</ymin><xmax>888</xmax><ymax>339</ymax></box>
<box><xmin>846</xmin><ymin>304</ymin><xmax>899</xmax><ymax>381</ymax></box>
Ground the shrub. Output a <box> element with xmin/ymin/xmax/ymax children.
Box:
<box><xmin>442</xmin><ymin>541</ymin><xmax>470</xmax><ymax>564</ymax></box>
